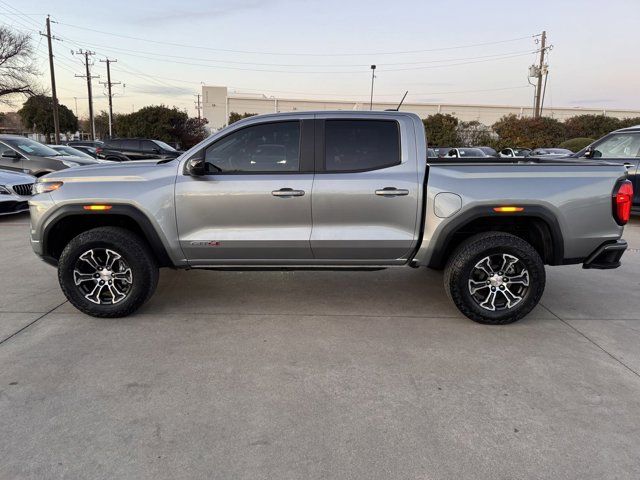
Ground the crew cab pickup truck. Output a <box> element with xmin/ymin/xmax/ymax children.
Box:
<box><xmin>29</xmin><ymin>112</ymin><xmax>633</xmax><ymax>324</ymax></box>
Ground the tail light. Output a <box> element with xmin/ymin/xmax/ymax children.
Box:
<box><xmin>95</xmin><ymin>147</ymin><xmax>103</xmax><ymax>155</ymax></box>
<box><xmin>612</xmin><ymin>180</ymin><xmax>633</xmax><ymax>226</ymax></box>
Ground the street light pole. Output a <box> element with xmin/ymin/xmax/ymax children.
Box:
<box><xmin>369</xmin><ymin>65</ymin><xmax>376</xmax><ymax>111</ymax></box>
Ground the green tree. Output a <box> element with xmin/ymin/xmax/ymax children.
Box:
<box><xmin>492</xmin><ymin>114</ymin><xmax>567</xmax><ymax>149</ymax></box>
<box><xmin>558</xmin><ymin>137</ymin><xmax>594</xmax><ymax>152</ymax></box>
<box><xmin>114</xmin><ymin>105</ymin><xmax>208</xmax><ymax>149</ymax></box>
<box><xmin>620</xmin><ymin>117</ymin><xmax>640</xmax><ymax>129</ymax></box>
<box><xmin>422</xmin><ymin>113</ymin><xmax>460</xmax><ymax>146</ymax></box>
<box><xmin>18</xmin><ymin>95</ymin><xmax>77</xmax><ymax>142</ymax></box>
<box><xmin>457</xmin><ymin>120</ymin><xmax>493</xmax><ymax>147</ymax></box>
<box><xmin>228</xmin><ymin>111</ymin><xmax>257</xmax><ymax>124</ymax></box>
<box><xmin>563</xmin><ymin>114</ymin><xmax>621</xmax><ymax>139</ymax></box>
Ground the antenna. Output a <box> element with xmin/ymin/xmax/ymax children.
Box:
<box><xmin>396</xmin><ymin>91</ymin><xmax>408</xmax><ymax>111</ymax></box>
<box><xmin>385</xmin><ymin>91</ymin><xmax>409</xmax><ymax>111</ymax></box>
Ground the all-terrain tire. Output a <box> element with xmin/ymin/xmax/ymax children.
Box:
<box><xmin>444</xmin><ymin>232</ymin><xmax>545</xmax><ymax>325</ymax></box>
<box><xmin>58</xmin><ymin>227</ymin><xmax>159</xmax><ymax>318</ymax></box>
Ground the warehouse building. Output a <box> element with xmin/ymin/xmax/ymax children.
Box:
<box><xmin>202</xmin><ymin>85</ymin><xmax>640</xmax><ymax>131</ymax></box>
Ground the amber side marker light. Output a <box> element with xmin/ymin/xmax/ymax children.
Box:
<box><xmin>83</xmin><ymin>205</ymin><xmax>112</xmax><ymax>211</ymax></box>
<box><xmin>493</xmin><ymin>206</ymin><xmax>524</xmax><ymax>213</ymax></box>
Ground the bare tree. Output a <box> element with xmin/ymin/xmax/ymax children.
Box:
<box><xmin>0</xmin><ymin>26</ymin><xmax>39</xmax><ymax>106</ymax></box>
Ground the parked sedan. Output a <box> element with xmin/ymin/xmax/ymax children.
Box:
<box><xmin>0</xmin><ymin>170</ymin><xmax>34</xmax><ymax>216</ymax></box>
<box><xmin>48</xmin><ymin>145</ymin><xmax>113</xmax><ymax>163</ymax></box>
<box><xmin>0</xmin><ymin>135</ymin><xmax>102</xmax><ymax>176</ymax></box>
<box><xmin>71</xmin><ymin>145</ymin><xmax>98</xmax><ymax>158</ymax></box>
<box><xmin>499</xmin><ymin>147</ymin><xmax>532</xmax><ymax>158</ymax></box>
<box><xmin>531</xmin><ymin>148</ymin><xmax>573</xmax><ymax>157</ymax></box>
<box><xmin>441</xmin><ymin>147</ymin><xmax>489</xmax><ymax>158</ymax></box>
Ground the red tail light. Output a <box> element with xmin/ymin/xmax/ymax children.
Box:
<box><xmin>95</xmin><ymin>147</ymin><xmax>103</xmax><ymax>155</ymax></box>
<box><xmin>613</xmin><ymin>180</ymin><xmax>633</xmax><ymax>226</ymax></box>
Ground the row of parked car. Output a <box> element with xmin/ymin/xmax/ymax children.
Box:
<box><xmin>0</xmin><ymin>135</ymin><xmax>182</xmax><ymax>217</ymax></box>
<box><xmin>428</xmin><ymin>146</ymin><xmax>574</xmax><ymax>159</ymax></box>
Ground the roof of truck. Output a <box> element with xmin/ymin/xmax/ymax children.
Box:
<box><xmin>234</xmin><ymin>110</ymin><xmax>419</xmax><ymax>121</ymax></box>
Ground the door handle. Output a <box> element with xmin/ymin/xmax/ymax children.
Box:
<box><xmin>623</xmin><ymin>163</ymin><xmax>635</xmax><ymax>169</ymax></box>
<box><xmin>375</xmin><ymin>187</ymin><xmax>409</xmax><ymax>197</ymax></box>
<box><xmin>272</xmin><ymin>188</ymin><xmax>305</xmax><ymax>197</ymax></box>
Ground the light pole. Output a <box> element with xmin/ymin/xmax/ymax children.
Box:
<box><xmin>369</xmin><ymin>65</ymin><xmax>376</xmax><ymax>111</ymax></box>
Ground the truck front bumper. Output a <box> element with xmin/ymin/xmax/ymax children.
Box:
<box><xmin>582</xmin><ymin>239</ymin><xmax>627</xmax><ymax>269</ymax></box>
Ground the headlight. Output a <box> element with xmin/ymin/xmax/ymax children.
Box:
<box><xmin>61</xmin><ymin>160</ymin><xmax>80</xmax><ymax>168</ymax></box>
<box><xmin>34</xmin><ymin>181</ymin><xmax>63</xmax><ymax>194</ymax></box>
<box><xmin>0</xmin><ymin>185</ymin><xmax>10</xmax><ymax>195</ymax></box>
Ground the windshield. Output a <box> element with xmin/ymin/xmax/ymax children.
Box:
<box><xmin>53</xmin><ymin>145</ymin><xmax>93</xmax><ymax>158</ymax></box>
<box><xmin>5</xmin><ymin>138</ymin><xmax>59</xmax><ymax>157</ymax></box>
<box><xmin>513</xmin><ymin>148</ymin><xmax>531</xmax><ymax>157</ymax></box>
<box><xmin>153</xmin><ymin>140</ymin><xmax>177</xmax><ymax>152</ymax></box>
<box><xmin>459</xmin><ymin>148</ymin><xmax>485</xmax><ymax>156</ymax></box>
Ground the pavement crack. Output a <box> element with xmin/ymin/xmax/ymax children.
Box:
<box><xmin>541</xmin><ymin>303</ymin><xmax>640</xmax><ymax>380</ymax></box>
<box><xmin>0</xmin><ymin>301</ymin><xmax>68</xmax><ymax>346</ymax></box>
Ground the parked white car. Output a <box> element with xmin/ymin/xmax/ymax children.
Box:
<box><xmin>0</xmin><ymin>170</ymin><xmax>34</xmax><ymax>216</ymax></box>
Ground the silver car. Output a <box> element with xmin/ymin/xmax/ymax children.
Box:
<box><xmin>0</xmin><ymin>135</ymin><xmax>103</xmax><ymax>177</ymax></box>
<box><xmin>0</xmin><ymin>170</ymin><xmax>34</xmax><ymax>216</ymax></box>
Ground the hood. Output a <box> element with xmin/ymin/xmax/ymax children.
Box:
<box><xmin>47</xmin><ymin>155</ymin><xmax>105</xmax><ymax>166</ymax></box>
<box><xmin>0</xmin><ymin>170</ymin><xmax>36</xmax><ymax>185</ymax></box>
<box><xmin>40</xmin><ymin>158</ymin><xmax>179</xmax><ymax>182</ymax></box>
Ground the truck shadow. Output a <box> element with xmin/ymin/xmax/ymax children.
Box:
<box><xmin>143</xmin><ymin>267</ymin><xmax>463</xmax><ymax>319</ymax></box>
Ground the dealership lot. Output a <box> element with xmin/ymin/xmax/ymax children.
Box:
<box><xmin>1</xmin><ymin>213</ymin><xmax>639</xmax><ymax>479</ymax></box>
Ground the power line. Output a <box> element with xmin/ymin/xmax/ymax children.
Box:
<box><xmin>99</xmin><ymin>58</ymin><xmax>120</xmax><ymax>137</ymax></box>
<box><xmin>74</xmin><ymin>50</ymin><xmax>99</xmax><ymax>139</ymax></box>
<box><xmin>39</xmin><ymin>15</ymin><xmax>60</xmax><ymax>143</ymax></box>
<box><xmin>54</xmin><ymin>22</ymin><xmax>537</xmax><ymax>57</ymax></box>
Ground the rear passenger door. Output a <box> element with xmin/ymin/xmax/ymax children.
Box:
<box><xmin>310</xmin><ymin>117</ymin><xmax>420</xmax><ymax>263</ymax></box>
<box><xmin>121</xmin><ymin>139</ymin><xmax>142</xmax><ymax>160</ymax></box>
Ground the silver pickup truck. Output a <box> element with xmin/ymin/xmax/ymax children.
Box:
<box><xmin>29</xmin><ymin>111</ymin><xmax>633</xmax><ymax>324</ymax></box>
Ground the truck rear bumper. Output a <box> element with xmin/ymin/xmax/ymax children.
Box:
<box><xmin>582</xmin><ymin>239</ymin><xmax>627</xmax><ymax>269</ymax></box>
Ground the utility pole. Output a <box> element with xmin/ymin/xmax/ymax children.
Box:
<box><xmin>40</xmin><ymin>15</ymin><xmax>60</xmax><ymax>144</ymax></box>
<box><xmin>194</xmin><ymin>93</ymin><xmax>202</xmax><ymax>119</ymax></box>
<box><xmin>74</xmin><ymin>50</ymin><xmax>99</xmax><ymax>139</ymax></box>
<box><xmin>99</xmin><ymin>58</ymin><xmax>120</xmax><ymax>138</ymax></box>
<box><xmin>369</xmin><ymin>65</ymin><xmax>376</xmax><ymax>111</ymax></box>
<box><xmin>533</xmin><ymin>31</ymin><xmax>550</xmax><ymax>118</ymax></box>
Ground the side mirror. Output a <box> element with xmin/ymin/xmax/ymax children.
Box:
<box><xmin>185</xmin><ymin>156</ymin><xmax>206</xmax><ymax>176</ymax></box>
<box><xmin>1</xmin><ymin>150</ymin><xmax>20</xmax><ymax>159</ymax></box>
<box><xmin>584</xmin><ymin>146</ymin><xmax>594</xmax><ymax>158</ymax></box>
<box><xmin>152</xmin><ymin>148</ymin><xmax>161</xmax><ymax>154</ymax></box>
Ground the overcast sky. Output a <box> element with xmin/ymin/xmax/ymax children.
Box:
<box><xmin>2</xmin><ymin>0</ymin><xmax>639</xmax><ymax>118</ymax></box>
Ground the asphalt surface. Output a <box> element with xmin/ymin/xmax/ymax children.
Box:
<box><xmin>1</xmin><ymin>213</ymin><xmax>639</xmax><ymax>480</ymax></box>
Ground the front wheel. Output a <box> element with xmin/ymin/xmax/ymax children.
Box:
<box><xmin>444</xmin><ymin>232</ymin><xmax>545</xmax><ymax>325</ymax></box>
<box><xmin>58</xmin><ymin>227</ymin><xmax>159</xmax><ymax>317</ymax></box>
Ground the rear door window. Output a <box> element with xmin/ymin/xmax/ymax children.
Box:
<box><xmin>122</xmin><ymin>140</ymin><xmax>140</xmax><ymax>151</ymax></box>
<box><xmin>324</xmin><ymin>120</ymin><xmax>400</xmax><ymax>172</ymax></box>
<box><xmin>593</xmin><ymin>133</ymin><xmax>640</xmax><ymax>158</ymax></box>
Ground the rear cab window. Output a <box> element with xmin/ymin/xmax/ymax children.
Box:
<box><xmin>324</xmin><ymin>120</ymin><xmax>400</xmax><ymax>172</ymax></box>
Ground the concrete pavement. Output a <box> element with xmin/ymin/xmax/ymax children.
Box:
<box><xmin>1</xmin><ymin>213</ymin><xmax>639</xmax><ymax>479</ymax></box>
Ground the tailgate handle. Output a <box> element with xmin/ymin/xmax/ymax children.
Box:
<box><xmin>375</xmin><ymin>187</ymin><xmax>409</xmax><ymax>197</ymax></box>
<box><xmin>272</xmin><ymin>188</ymin><xmax>305</xmax><ymax>197</ymax></box>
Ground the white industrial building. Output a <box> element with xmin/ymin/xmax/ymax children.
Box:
<box><xmin>202</xmin><ymin>85</ymin><xmax>640</xmax><ymax>131</ymax></box>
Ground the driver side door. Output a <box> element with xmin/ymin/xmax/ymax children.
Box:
<box><xmin>175</xmin><ymin>118</ymin><xmax>315</xmax><ymax>265</ymax></box>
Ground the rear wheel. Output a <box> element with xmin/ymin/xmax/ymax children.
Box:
<box><xmin>58</xmin><ymin>227</ymin><xmax>159</xmax><ymax>317</ymax></box>
<box><xmin>444</xmin><ymin>232</ymin><xmax>545</xmax><ymax>324</ymax></box>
